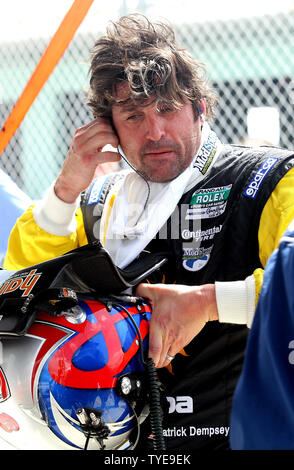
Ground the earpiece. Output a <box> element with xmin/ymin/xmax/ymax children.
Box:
<box><xmin>198</xmin><ymin>105</ymin><xmax>204</xmax><ymax>130</ymax></box>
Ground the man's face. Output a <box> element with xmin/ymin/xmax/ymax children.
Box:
<box><xmin>112</xmin><ymin>83</ymin><xmax>204</xmax><ymax>183</ymax></box>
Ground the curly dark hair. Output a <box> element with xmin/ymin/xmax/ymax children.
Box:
<box><xmin>87</xmin><ymin>14</ymin><xmax>218</xmax><ymax>120</ymax></box>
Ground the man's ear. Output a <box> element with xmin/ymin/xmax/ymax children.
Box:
<box><xmin>198</xmin><ymin>98</ymin><xmax>207</xmax><ymax>119</ymax></box>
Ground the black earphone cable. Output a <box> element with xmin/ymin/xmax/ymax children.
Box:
<box><xmin>112</xmin><ymin>300</ymin><xmax>166</xmax><ymax>451</ymax></box>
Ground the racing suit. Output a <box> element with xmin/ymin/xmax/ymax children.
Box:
<box><xmin>4</xmin><ymin>144</ymin><xmax>294</xmax><ymax>450</ymax></box>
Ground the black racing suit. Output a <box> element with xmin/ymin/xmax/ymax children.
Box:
<box><xmin>81</xmin><ymin>144</ymin><xmax>294</xmax><ymax>450</ymax></box>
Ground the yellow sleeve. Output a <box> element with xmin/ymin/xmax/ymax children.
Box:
<box><xmin>4</xmin><ymin>206</ymin><xmax>88</xmax><ymax>270</ymax></box>
<box><xmin>253</xmin><ymin>166</ymin><xmax>294</xmax><ymax>303</ymax></box>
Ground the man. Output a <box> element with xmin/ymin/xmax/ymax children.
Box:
<box><xmin>4</xmin><ymin>14</ymin><xmax>294</xmax><ymax>450</ymax></box>
<box><xmin>230</xmin><ymin>219</ymin><xmax>294</xmax><ymax>449</ymax></box>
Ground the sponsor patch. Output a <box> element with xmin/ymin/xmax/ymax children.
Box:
<box><xmin>182</xmin><ymin>224</ymin><xmax>222</xmax><ymax>241</ymax></box>
<box><xmin>186</xmin><ymin>185</ymin><xmax>232</xmax><ymax>220</ymax></box>
<box><xmin>87</xmin><ymin>176</ymin><xmax>110</xmax><ymax>205</ymax></box>
<box><xmin>193</xmin><ymin>132</ymin><xmax>218</xmax><ymax>175</ymax></box>
<box><xmin>182</xmin><ymin>246</ymin><xmax>213</xmax><ymax>271</ymax></box>
<box><xmin>243</xmin><ymin>157</ymin><xmax>279</xmax><ymax>199</ymax></box>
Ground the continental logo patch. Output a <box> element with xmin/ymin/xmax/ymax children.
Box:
<box><xmin>243</xmin><ymin>157</ymin><xmax>279</xmax><ymax>199</ymax></box>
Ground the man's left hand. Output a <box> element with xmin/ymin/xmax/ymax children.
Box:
<box><xmin>135</xmin><ymin>283</ymin><xmax>219</xmax><ymax>368</ymax></box>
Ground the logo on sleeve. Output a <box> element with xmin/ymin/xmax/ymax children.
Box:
<box><xmin>243</xmin><ymin>157</ymin><xmax>279</xmax><ymax>199</ymax></box>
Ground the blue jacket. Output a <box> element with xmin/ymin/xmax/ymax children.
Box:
<box><xmin>230</xmin><ymin>219</ymin><xmax>294</xmax><ymax>449</ymax></box>
<box><xmin>0</xmin><ymin>170</ymin><xmax>31</xmax><ymax>265</ymax></box>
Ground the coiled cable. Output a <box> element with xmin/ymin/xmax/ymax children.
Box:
<box><xmin>112</xmin><ymin>298</ymin><xmax>166</xmax><ymax>451</ymax></box>
<box><xmin>145</xmin><ymin>357</ymin><xmax>166</xmax><ymax>450</ymax></box>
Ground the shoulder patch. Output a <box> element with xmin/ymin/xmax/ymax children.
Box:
<box><xmin>86</xmin><ymin>172</ymin><xmax>125</xmax><ymax>206</ymax></box>
<box><xmin>87</xmin><ymin>176</ymin><xmax>111</xmax><ymax>205</ymax></box>
<box><xmin>243</xmin><ymin>157</ymin><xmax>279</xmax><ymax>199</ymax></box>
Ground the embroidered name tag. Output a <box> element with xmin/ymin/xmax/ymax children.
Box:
<box><xmin>243</xmin><ymin>157</ymin><xmax>279</xmax><ymax>199</ymax></box>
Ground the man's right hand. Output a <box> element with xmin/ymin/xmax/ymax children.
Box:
<box><xmin>54</xmin><ymin>118</ymin><xmax>121</xmax><ymax>203</ymax></box>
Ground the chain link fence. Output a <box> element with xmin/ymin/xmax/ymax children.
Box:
<box><xmin>0</xmin><ymin>11</ymin><xmax>294</xmax><ymax>199</ymax></box>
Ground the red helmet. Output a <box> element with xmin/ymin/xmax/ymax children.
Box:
<box><xmin>0</xmin><ymin>243</ymin><xmax>167</xmax><ymax>450</ymax></box>
<box><xmin>0</xmin><ymin>294</ymin><xmax>151</xmax><ymax>449</ymax></box>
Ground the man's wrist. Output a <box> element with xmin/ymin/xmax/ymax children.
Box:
<box><xmin>198</xmin><ymin>283</ymin><xmax>219</xmax><ymax>323</ymax></box>
<box><xmin>54</xmin><ymin>175</ymin><xmax>80</xmax><ymax>204</ymax></box>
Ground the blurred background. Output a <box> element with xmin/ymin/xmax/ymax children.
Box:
<box><xmin>1</xmin><ymin>0</ymin><xmax>294</xmax><ymax>199</ymax></box>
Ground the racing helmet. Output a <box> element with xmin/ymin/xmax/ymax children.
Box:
<box><xmin>0</xmin><ymin>294</ymin><xmax>151</xmax><ymax>450</ymax></box>
<box><xmin>0</xmin><ymin>243</ymin><xmax>167</xmax><ymax>450</ymax></box>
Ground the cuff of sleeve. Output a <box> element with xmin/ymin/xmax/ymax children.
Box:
<box><xmin>215</xmin><ymin>275</ymin><xmax>256</xmax><ymax>328</ymax></box>
<box><xmin>33</xmin><ymin>182</ymin><xmax>80</xmax><ymax>236</ymax></box>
